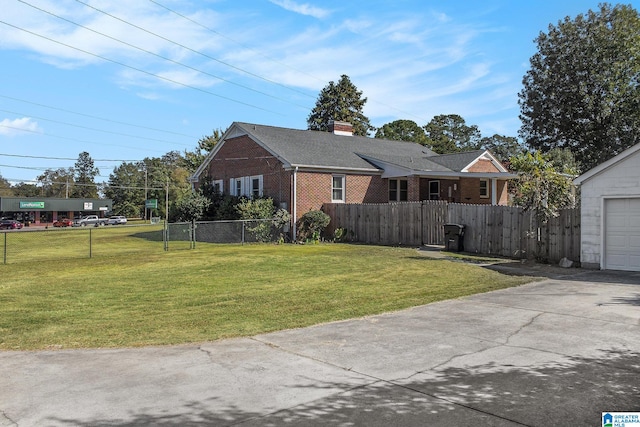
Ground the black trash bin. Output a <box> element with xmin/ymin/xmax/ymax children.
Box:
<box><xmin>444</xmin><ymin>223</ymin><xmax>465</xmax><ymax>252</ymax></box>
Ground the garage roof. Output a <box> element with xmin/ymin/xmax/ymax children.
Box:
<box><xmin>574</xmin><ymin>143</ymin><xmax>640</xmax><ymax>185</ymax></box>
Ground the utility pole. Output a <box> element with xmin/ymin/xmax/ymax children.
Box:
<box><xmin>144</xmin><ymin>168</ymin><xmax>148</xmax><ymax>222</ymax></box>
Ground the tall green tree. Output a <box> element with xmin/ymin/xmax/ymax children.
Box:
<box><xmin>374</xmin><ymin>119</ymin><xmax>429</xmax><ymax>145</ymax></box>
<box><xmin>11</xmin><ymin>182</ymin><xmax>40</xmax><ymax>197</ymax></box>
<box><xmin>423</xmin><ymin>114</ymin><xmax>482</xmax><ymax>154</ymax></box>
<box><xmin>37</xmin><ymin>168</ymin><xmax>74</xmax><ymax>198</ymax></box>
<box><xmin>307</xmin><ymin>74</ymin><xmax>374</xmax><ymax>136</ymax></box>
<box><xmin>104</xmin><ymin>151</ymin><xmax>193</xmax><ymax>220</ymax></box>
<box><xmin>480</xmin><ymin>134</ymin><xmax>524</xmax><ymax>163</ymax></box>
<box><xmin>72</xmin><ymin>151</ymin><xmax>99</xmax><ymax>198</ymax></box>
<box><xmin>183</xmin><ymin>129</ymin><xmax>224</xmax><ymax>173</ymax></box>
<box><xmin>0</xmin><ymin>174</ymin><xmax>12</xmax><ymax>196</ymax></box>
<box><xmin>545</xmin><ymin>147</ymin><xmax>581</xmax><ymax>174</ymax></box>
<box><xmin>104</xmin><ymin>162</ymin><xmax>145</xmax><ymax>218</ymax></box>
<box><xmin>519</xmin><ymin>3</ymin><xmax>640</xmax><ymax>171</ymax></box>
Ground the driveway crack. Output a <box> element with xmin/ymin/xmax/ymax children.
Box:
<box><xmin>0</xmin><ymin>409</ymin><xmax>18</xmax><ymax>426</ymax></box>
<box><xmin>505</xmin><ymin>312</ymin><xmax>544</xmax><ymax>345</ymax></box>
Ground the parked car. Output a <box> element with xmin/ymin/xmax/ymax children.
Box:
<box><xmin>107</xmin><ymin>215</ymin><xmax>127</xmax><ymax>225</ymax></box>
<box><xmin>0</xmin><ymin>219</ymin><xmax>24</xmax><ymax>230</ymax></box>
<box><xmin>73</xmin><ymin>215</ymin><xmax>107</xmax><ymax>227</ymax></box>
<box><xmin>53</xmin><ymin>218</ymin><xmax>74</xmax><ymax>227</ymax></box>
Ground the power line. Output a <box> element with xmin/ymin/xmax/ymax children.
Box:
<box><xmin>0</xmin><ymin>176</ymin><xmax>164</xmax><ymax>191</ymax></box>
<box><xmin>0</xmin><ymin>153</ymin><xmax>141</xmax><ymax>162</ymax></box>
<box><xmin>0</xmin><ymin>166</ymin><xmax>109</xmax><ymax>180</ymax></box>
<box><xmin>149</xmin><ymin>0</ymin><xmax>326</xmax><ymax>89</ymax></box>
<box><xmin>75</xmin><ymin>0</ymin><xmax>315</xmax><ymax>101</ymax></box>
<box><xmin>0</xmin><ymin>94</ymin><xmax>199</xmax><ymax>139</ymax></box>
<box><xmin>18</xmin><ymin>0</ymin><xmax>310</xmax><ymax>110</ymax></box>
<box><xmin>0</xmin><ymin>124</ymin><xmax>168</xmax><ymax>154</ymax></box>
<box><xmin>0</xmin><ymin>107</ymin><xmax>192</xmax><ymax>146</ymax></box>
<box><xmin>147</xmin><ymin>0</ymin><xmax>431</xmax><ymax>124</ymax></box>
<box><xmin>0</xmin><ymin>20</ymin><xmax>283</xmax><ymax>115</ymax></box>
<box><xmin>0</xmin><ymin>164</ymin><xmax>49</xmax><ymax>171</ymax></box>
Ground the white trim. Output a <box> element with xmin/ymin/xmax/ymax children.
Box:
<box><xmin>284</xmin><ymin>164</ymin><xmax>381</xmax><ymax>174</ymax></box>
<box><xmin>190</xmin><ymin>125</ymin><xmax>241</xmax><ymax>183</ymax></box>
<box><xmin>574</xmin><ymin>143</ymin><xmax>640</xmax><ymax>185</ymax></box>
<box><xmin>479</xmin><ymin>179</ymin><xmax>489</xmax><ymax>198</ymax></box>
<box><xmin>189</xmin><ymin>122</ymin><xmax>289</xmax><ymax>183</ymax></box>
<box><xmin>229</xmin><ymin>175</ymin><xmax>263</xmax><ymax>197</ymax></box>
<box><xmin>461</xmin><ymin>150</ymin><xmax>509</xmax><ymax>173</ymax></box>
<box><xmin>331</xmin><ymin>175</ymin><xmax>346</xmax><ymax>203</ymax></box>
<box><xmin>250</xmin><ymin>175</ymin><xmax>264</xmax><ymax>197</ymax></box>
<box><xmin>491</xmin><ymin>178</ymin><xmax>497</xmax><ymax>205</ymax></box>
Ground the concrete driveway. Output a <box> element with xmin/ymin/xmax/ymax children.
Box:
<box><xmin>1</xmin><ymin>266</ymin><xmax>639</xmax><ymax>426</ymax></box>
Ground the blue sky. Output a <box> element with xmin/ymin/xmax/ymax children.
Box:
<box><xmin>1</xmin><ymin>0</ymin><xmax>636</xmax><ymax>184</ymax></box>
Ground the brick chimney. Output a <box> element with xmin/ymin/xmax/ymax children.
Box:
<box><xmin>328</xmin><ymin>120</ymin><xmax>353</xmax><ymax>136</ymax></box>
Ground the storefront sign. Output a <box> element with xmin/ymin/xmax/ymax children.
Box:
<box><xmin>83</xmin><ymin>202</ymin><xmax>93</xmax><ymax>210</ymax></box>
<box><xmin>19</xmin><ymin>201</ymin><xmax>45</xmax><ymax>209</ymax></box>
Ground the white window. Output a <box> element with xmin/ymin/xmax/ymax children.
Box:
<box><xmin>332</xmin><ymin>175</ymin><xmax>345</xmax><ymax>202</ymax></box>
<box><xmin>230</xmin><ymin>178</ymin><xmax>243</xmax><ymax>196</ymax></box>
<box><xmin>230</xmin><ymin>175</ymin><xmax>263</xmax><ymax>197</ymax></box>
<box><xmin>479</xmin><ymin>179</ymin><xmax>489</xmax><ymax>198</ymax></box>
<box><xmin>389</xmin><ymin>179</ymin><xmax>408</xmax><ymax>201</ymax></box>
<box><xmin>212</xmin><ymin>180</ymin><xmax>223</xmax><ymax>194</ymax></box>
<box><xmin>250</xmin><ymin>175</ymin><xmax>263</xmax><ymax>198</ymax></box>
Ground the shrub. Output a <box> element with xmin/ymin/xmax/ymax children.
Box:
<box><xmin>173</xmin><ymin>190</ymin><xmax>211</xmax><ymax>222</ymax></box>
<box><xmin>236</xmin><ymin>198</ymin><xmax>286</xmax><ymax>242</ymax></box>
<box><xmin>297</xmin><ymin>210</ymin><xmax>331</xmax><ymax>243</ymax></box>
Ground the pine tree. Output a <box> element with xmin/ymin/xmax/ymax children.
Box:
<box><xmin>307</xmin><ymin>75</ymin><xmax>374</xmax><ymax>136</ymax></box>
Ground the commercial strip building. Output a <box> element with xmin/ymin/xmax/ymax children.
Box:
<box><xmin>0</xmin><ymin>197</ymin><xmax>113</xmax><ymax>225</ymax></box>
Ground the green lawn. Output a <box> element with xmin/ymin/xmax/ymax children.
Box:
<box><xmin>0</xmin><ymin>228</ymin><xmax>534</xmax><ymax>350</ymax></box>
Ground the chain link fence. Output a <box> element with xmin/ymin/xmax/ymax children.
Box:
<box><xmin>1</xmin><ymin>220</ymin><xmax>289</xmax><ymax>264</ymax></box>
<box><xmin>165</xmin><ymin>219</ymin><xmax>289</xmax><ymax>249</ymax></box>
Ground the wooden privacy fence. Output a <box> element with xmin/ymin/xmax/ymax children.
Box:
<box><xmin>322</xmin><ymin>201</ymin><xmax>580</xmax><ymax>263</ymax></box>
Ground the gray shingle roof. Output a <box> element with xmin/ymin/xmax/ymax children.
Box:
<box><xmin>427</xmin><ymin>150</ymin><xmax>487</xmax><ymax>172</ymax></box>
<box><xmin>234</xmin><ymin>122</ymin><xmax>438</xmax><ymax>171</ymax></box>
<box><xmin>192</xmin><ymin>122</ymin><xmax>506</xmax><ymax>180</ymax></box>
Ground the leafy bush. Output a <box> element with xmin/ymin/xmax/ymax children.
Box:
<box><xmin>236</xmin><ymin>198</ymin><xmax>291</xmax><ymax>243</ymax></box>
<box><xmin>173</xmin><ymin>190</ymin><xmax>211</xmax><ymax>222</ymax></box>
<box><xmin>297</xmin><ymin>210</ymin><xmax>331</xmax><ymax>243</ymax></box>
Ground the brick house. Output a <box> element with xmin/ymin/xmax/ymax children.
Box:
<box><xmin>190</xmin><ymin>121</ymin><xmax>514</xmax><ymax>234</ymax></box>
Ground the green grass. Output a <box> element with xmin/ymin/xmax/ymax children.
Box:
<box><xmin>0</xmin><ymin>228</ymin><xmax>534</xmax><ymax>350</ymax></box>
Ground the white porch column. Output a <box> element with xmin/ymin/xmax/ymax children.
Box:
<box><xmin>491</xmin><ymin>178</ymin><xmax>497</xmax><ymax>205</ymax></box>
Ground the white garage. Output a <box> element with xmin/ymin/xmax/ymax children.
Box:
<box><xmin>574</xmin><ymin>144</ymin><xmax>640</xmax><ymax>271</ymax></box>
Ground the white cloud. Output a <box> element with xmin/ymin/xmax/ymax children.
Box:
<box><xmin>0</xmin><ymin>117</ymin><xmax>41</xmax><ymax>136</ymax></box>
<box><xmin>0</xmin><ymin>1</ymin><xmax>520</xmax><ymax>136</ymax></box>
<box><xmin>268</xmin><ymin>0</ymin><xmax>331</xmax><ymax>19</ymax></box>
<box><xmin>0</xmin><ymin>0</ymin><xmax>223</xmax><ymax>69</ymax></box>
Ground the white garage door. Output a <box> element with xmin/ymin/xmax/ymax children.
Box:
<box><xmin>604</xmin><ymin>198</ymin><xmax>640</xmax><ymax>271</ymax></box>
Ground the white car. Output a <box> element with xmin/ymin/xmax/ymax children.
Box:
<box><xmin>107</xmin><ymin>216</ymin><xmax>127</xmax><ymax>225</ymax></box>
